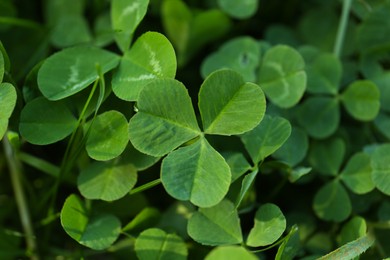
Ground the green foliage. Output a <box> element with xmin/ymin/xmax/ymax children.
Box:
<box><xmin>2</xmin><ymin>0</ymin><xmax>390</xmax><ymax>259</ymax></box>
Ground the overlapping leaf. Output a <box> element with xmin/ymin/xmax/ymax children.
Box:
<box><xmin>112</xmin><ymin>31</ymin><xmax>177</xmax><ymax>101</ymax></box>
<box><xmin>273</xmin><ymin>127</ymin><xmax>308</xmax><ymax>167</ymax></box>
<box><xmin>0</xmin><ymin>83</ymin><xmax>16</xmax><ymax>139</ymax></box>
<box><xmin>38</xmin><ymin>46</ymin><xmax>120</xmax><ymax>100</ymax></box>
<box><xmin>371</xmin><ymin>144</ymin><xmax>390</xmax><ymax>195</ymax></box>
<box><xmin>217</xmin><ymin>0</ymin><xmax>258</xmax><ymax>19</ymax></box>
<box><xmin>340</xmin><ymin>153</ymin><xmax>374</xmax><ymax>194</ymax></box>
<box><xmin>206</xmin><ymin>246</ymin><xmax>258</xmax><ymax>260</ymax></box>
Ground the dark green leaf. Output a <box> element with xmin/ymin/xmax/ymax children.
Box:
<box><xmin>275</xmin><ymin>225</ymin><xmax>300</xmax><ymax>260</ymax></box>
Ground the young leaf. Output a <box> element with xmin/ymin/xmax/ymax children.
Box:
<box><xmin>297</xmin><ymin>97</ymin><xmax>339</xmax><ymax>139</ymax></box>
<box><xmin>19</xmin><ymin>97</ymin><xmax>78</xmax><ymax>145</ymax></box>
<box><xmin>134</xmin><ymin>228</ymin><xmax>188</xmax><ymax>260</ymax></box>
<box><xmin>341</xmin><ymin>80</ymin><xmax>380</xmax><ymax>121</ymax></box>
<box><xmin>112</xmin><ymin>31</ymin><xmax>177</xmax><ymax>101</ymax></box>
<box><xmin>246</xmin><ymin>203</ymin><xmax>286</xmax><ymax>247</ymax></box>
<box><xmin>217</xmin><ymin>0</ymin><xmax>259</xmax><ymax>19</ymax></box>
<box><xmin>38</xmin><ymin>46</ymin><xmax>120</xmax><ymax>100</ymax></box>
<box><xmin>0</xmin><ymin>83</ymin><xmax>16</xmax><ymax>139</ymax></box>
<box><xmin>258</xmin><ymin>45</ymin><xmax>306</xmax><ymax>108</ymax></box>
<box><xmin>77</xmin><ymin>160</ymin><xmax>137</xmax><ymax>201</ymax></box>
<box><xmin>128</xmin><ymin>79</ymin><xmax>200</xmax><ymax>157</ymax></box>
<box><xmin>240</xmin><ymin>115</ymin><xmax>291</xmax><ymax>164</ymax></box>
<box><xmin>60</xmin><ymin>194</ymin><xmax>121</xmax><ymax>250</ymax></box>
<box><xmin>371</xmin><ymin>144</ymin><xmax>390</xmax><ymax>196</ymax></box>
<box><xmin>161</xmin><ymin>137</ymin><xmax>231</xmax><ymax>208</ymax></box>
<box><xmin>205</xmin><ymin>246</ymin><xmax>258</xmax><ymax>260</ymax></box>
<box><xmin>275</xmin><ymin>225</ymin><xmax>300</xmax><ymax>260</ymax></box>
<box><xmin>313</xmin><ymin>180</ymin><xmax>352</xmax><ymax>222</ymax></box>
<box><xmin>340</xmin><ymin>152</ymin><xmax>374</xmax><ymax>194</ymax></box>
<box><xmin>187</xmin><ymin>199</ymin><xmax>243</xmax><ymax>246</ymax></box>
<box><xmin>86</xmin><ymin>110</ymin><xmax>128</xmax><ymax>161</ymax></box>
<box><xmin>338</xmin><ymin>216</ymin><xmax>367</xmax><ymax>246</ymax></box>
<box><xmin>234</xmin><ymin>169</ymin><xmax>258</xmax><ymax>209</ymax></box>
<box><xmin>111</xmin><ymin>0</ymin><xmax>149</xmax><ymax>52</ymax></box>
<box><xmin>308</xmin><ymin>138</ymin><xmax>345</xmax><ymax>176</ymax></box>
<box><xmin>199</xmin><ymin>69</ymin><xmax>266</xmax><ymax>135</ymax></box>
<box><xmin>201</xmin><ymin>37</ymin><xmax>260</xmax><ymax>82</ymax></box>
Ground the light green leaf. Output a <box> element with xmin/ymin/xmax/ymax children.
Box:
<box><xmin>313</xmin><ymin>180</ymin><xmax>352</xmax><ymax>222</ymax></box>
<box><xmin>371</xmin><ymin>143</ymin><xmax>390</xmax><ymax>195</ymax></box>
<box><xmin>111</xmin><ymin>0</ymin><xmax>149</xmax><ymax>52</ymax></box>
<box><xmin>187</xmin><ymin>199</ymin><xmax>243</xmax><ymax>246</ymax></box>
<box><xmin>246</xmin><ymin>203</ymin><xmax>286</xmax><ymax>247</ymax></box>
<box><xmin>86</xmin><ymin>110</ymin><xmax>128</xmax><ymax>161</ymax></box>
<box><xmin>0</xmin><ymin>83</ymin><xmax>16</xmax><ymax>139</ymax></box>
<box><xmin>128</xmin><ymin>79</ymin><xmax>200</xmax><ymax>157</ymax></box>
<box><xmin>77</xmin><ymin>160</ymin><xmax>137</xmax><ymax>201</ymax></box>
<box><xmin>258</xmin><ymin>45</ymin><xmax>306</xmax><ymax>108</ymax></box>
<box><xmin>341</xmin><ymin>80</ymin><xmax>380</xmax><ymax>121</ymax></box>
<box><xmin>60</xmin><ymin>194</ymin><xmax>121</xmax><ymax>250</ymax></box>
<box><xmin>275</xmin><ymin>225</ymin><xmax>300</xmax><ymax>260</ymax></box>
<box><xmin>234</xmin><ymin>169</ymin><xmax>258</xmax><ymax>209</ymax></box>
<box><xmin>201</xmin><ymin>37</ymin><xmax>260</xmax><ymax>82</ymax></box>
<box><xmin>38</xmin><ymin>46</ymin><xmax>120</xmax><ymax>100</ymax></box>
<box><xmin>305</xmin><ymin>53</ymin><xmax>342</xmax><ymax>95</ymax></box>
<box><xmin>340</xmin><ymin>153</ymin><xmax>374</xmax><ymax>194</ymax></box>
<box><xmin>0</xmin><ymin>51</ymin><xmax>4</xmax><ymax>82</ymax></box>
<box><xmin>161</xmin><ymin>137</ymin><xmax>231</xmax><ymax>208</ymax></box>
<box><xmin>273</xmin><ymin>127</ymin><xmax>309</xmax><ymax>167</ymax></box>
<box><xmin>135</xmin><ymin>228</ymin><xmax>188</xmax><ymax>260</ymax></box>
<box><xmin>308</xmin><ymin>138</ymin><xmax>345</xmax><ymax>176</ymax></box>
<box><xmin>297</xmin><ymin>97</ymin><xmax>339</xmax><ymax>139</ymax></box>
<box><xmin>240</xmin><ymin>115</ymin><xmax>291</xmax><ymax>164</ymax></box>
<box><xmin>19</xmin><ymin>97</ymin><xmax>78</xmax><ymax>145</ymax></box>
<box><xmin>205</xmin><ymin>246</ymin><xmax>258</xmax><ymax>260</ymax></box>
<box><xmin>217</xmin><ymin>0</ymin><xmax>258</xmax><ymax>19</ymax></box>
<box><xmin>338</xmin><ymin>216</ymin><xmax>367</xmax><ymax>247</ymax></box>
<box><xmin>224</xmin><ymin>152</ymin><xmax>251</xmax><ymax>183</ymax></box>
<box><xmin>199</xmin><ymin>69</ymin><xmax>266</xmax><ymax>135</ymax></box>
<box><xmin>112</xmin><ymin>31</ymin><xmax>177</xmax><ymax>101</ymax></box>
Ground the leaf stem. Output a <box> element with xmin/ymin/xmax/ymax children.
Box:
<box><xmin>129</xmin><ymin>179</ymin><xmax>162</xmax><ymax>195</ymax></box>
<box><xmin>0</xmin><ymin>16</ymin><xmax>42</xmax><ymax>30</ymax></box>
<box><xmin>333</xmin><ymin>0</ymin><xmax>353</xmax><ymax>57</ymax></box>
<box><xmin>2</xmin><ymin>134</ymin><xmax>39</xmax><ymax>259</ymax></box>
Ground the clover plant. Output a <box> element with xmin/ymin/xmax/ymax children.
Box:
<box><xmin>1</xmin><ymin>0</ymin><xmax>390</xmax><ymax>259</ymax></box>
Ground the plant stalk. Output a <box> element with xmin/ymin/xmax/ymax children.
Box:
<box><xmin>333</xmin><ymin>0</ymin><xmax>353</xmax><ymax>57</ymax></box>
<box><xmin>3</xmin><ymin>134</ymin><xmax>39</xmax><ymax>260</ymax></box>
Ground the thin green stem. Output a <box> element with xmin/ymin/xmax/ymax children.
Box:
<box><xmin>0</xmin><ymin>16</ymin><xmax>42</xmax><ymax>30</ymax></box>
<box><xmin>333</xmin><ymin>0</ymin><xmax>353</xmax><ymax>57</ymax></box>
<box><xmin>129</xmin><ymin>179</ymin><xmax>162</xmax><ymax>195</ymax></box>
<box><xmin>3</xmin><ymin>134</ymin><xmax>39</xmax><ymax>260</ymax></box>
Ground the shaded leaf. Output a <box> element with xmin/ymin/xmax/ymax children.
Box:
<box><xmin>112</xmin><ymin>31</ymin><xmax>177</xmax><ymax>101</ymax></box>
<box><xmin>340</xmin><ymin>153</ymin><xmax>374</xmax><ymax>194</ymax></box>
<box><xmin>247</xmin><ymin>203</ymin><xmax>286</xmax><ymax>247</ymax></box>
<box><xmin>161</xmin><ymin>137</ymin><xmax>231</xmax><ymax>208</ymax></box>
<box><xmin>205</xmin><ymin>246</ymin><xmax>258</xmax><ymax>260</ymax></box>
<box><xmin>371</xmin><ymin>143</ymin><xmax>390</xmax><ymax>195</ymax></box>
<box><xmin>275</xmin><ymin>225</ymin><xmax>300</xmax><ymax>260</ymax></box>
<box><xmin>372</xmin><ymin>72</ymin><xmax>390</xmax><ymax>113</ymax></box>
<box><xmin>60</xmin><ymin>194</ymin><xmax>121</xmax><ymax>250</ymax></box>
<box><xmin>120</xmin><ymin>143</ymin><xmax>160</xmax><ymax>171</ymax></box>
<box><xmin>258</xmin><ymin>45</ymin><xmax>306</xmax><ymax>108</ymax></box>
<box><xmin>77</xmin><ymin>160</ymin><xmax>137</xmax><ymax>201</ymax></box>
<box><xmin>128</xmin><ymin>79</ymin><xmax>200</xmax><ymax>157</ymax></box>
<box><xmin>234</xmin><ymin>169</ymin><xmax>258</xmax><ymax>209</ymax></box>
<box><xmin>50</xmin><ymin>15</ymin><xmax>92</xmax><ymax>48</ymax></box>
<box><xmin>38</xmin><ymin>46</ymin><xmax>120</xmax><ymax>100</ymax></box>
<box><xmin>0</xmin><ymin>83</ymin><xmax>16</xmax><ymax>139</ymax></box>
<box><xmin>135</xmin><ymin>228</ymin><xmax>188</xmax><ymax>260</ymax></box>
<box><xmin>19</xmin><ymin>97</ymin><xmax>78</xmax><ymax>145</ymax></box>
<box><xmin>338</xmin><ymin>216</ymin><xmax>367</xmax><ymax>246</ymax></box>
<box><xmin>0</xmin><ymin>51</ymin><xmax>4</xmax><ymax>82</ymax></box>
<box><xmin>123</xmin><ymin>208</ymin><xmax>161</xmax><ymax>234</ymax></box>
<box><xmin>187</xmin><ymin>199</ymin><xmax>243</xmax><ymax>246</ymax></box>
<box><xmin>86</xmin><ymin>110</ymin><xmax>128</xmax><ymax>161</ymax></box>
<box><xmin>217</xmin><ymin>0</ymin><xmax>258</xmax><ymax>19</ymax></box>
<box><xmin>199</xmin><ymin>69</ymin><xmax>266</xmax><ymax>135</ymax></box>
<box><xmin>224</xmin><ymin>152</ymin><xmax>251</xmax><ymax>183</ymax></box>
<box><xmin>240</xmin><ymin>115</ymin><xmax>291</xmax><ymax>164</ymax></box>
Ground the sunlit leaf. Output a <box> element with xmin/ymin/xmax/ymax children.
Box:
<box><xmin>340</xmin><ymin>153</ymin><xmax>374</xmax><ymax>194</ymax></box>
<box><xmin>297</xmin><ymin>97</ymin><xmax>339</xmax><ymax>139</ymax></box>
<box><xmin>201</xmin><ymin>37</ymin><xmax>260</xmax><ymax>82</ymax></box>
<box><xmin>86</xmin><ymin>110</ymin><xmax>128</xmax><ymax>161</ymax></box>
<box><xmin>161</xmin><ymin>137</ymin><xmax>231</xmax><ymax>208</ymax></box>
<box><xmin>187</xmin><ymin>199</ymin><xmax>242</xmax><ymax>246</ymax></box>
<box><xmin>240</xmin><ymin>115</ymin><xmax>291</xmax><ymax>164</ymax></box>
<box><xmin>38</xmin><ymin>46</ymin><xmax>120</xmax><ymax>100</ymax></box>
<box><xmin>258</xmin><ymin>45</ymin><xmax>306</xmax><ymax>108</ymax></box>
<box><xmin>112</xmin><ymin>31</ymin><xmax>177</xmax><ymax>101</ymax></box>
<box><xmin>205</xmin><ymin>246</ymin><xmax>258</xmax><ymax>260</ymax></box>
<box><xmin>371</xmin><ymin>143</ymin><xmax>390</xmax><ymax>195</ymax></box>
<box><xmin>77</xmin><ymin>160</ymin><xmax>137</xmax><ymax>201</ymax></box>
<box><xmin>111</xmin><ymin>0</ymin><xmax>149</xmax><ymax>52</ymax></box>
<box><xmin>246</xmin><ymin>203</ymin><xmax>286</xmax><ymax>247</ymax></box>
<box><xmin>128</xmin><ymin>79</ymin><xmax>200</xmax><ymax>157</ymax></box>
<box><xmin>199</xmin><ymin>69</ymin><xmax>266</xmax><ymax>135</ymax></box>
<box><xmin>60</xmin><ymin>194</ymin><xmax>121</xmax><ymax>250</ymax></box>
<box><xmin>217</xmin><ymin>0</ymin><xmax>258</xmax><ymax>19</ymax></box>
<box><xmin>341</xmin><ymin>80</ymin><xmax>380</xmax><ymax>121</ymax></box>
<box><xmin>313</xmin><ymin>180</ymin><xmax>351</xmax><ymax>222</ymax></box>
<box><xmin>19</xmin><ymin>97</ymin><xmax>78</xmax><ymax>145</ymax></box>
<box><xmin>338</xmin><ymin>216</ymin><xmax>366</xmax><ymax>246</ymax></box>
<box><xmin>135</xmin><ymin>228</ymin><xmax>188</xmax><ymax>260</ymax></box>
